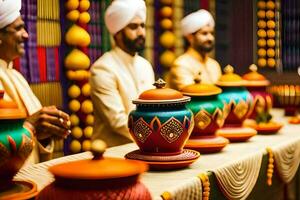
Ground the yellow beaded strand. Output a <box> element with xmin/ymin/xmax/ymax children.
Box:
<box><xmin>198</xmin><ymin>173</ymin><xmax>210</xmax><ymax>200</ymax></box>
<box><xmin>266</xmin><ymin>147</ymin><xmax>274</xmax><ymax>186</ymax></box>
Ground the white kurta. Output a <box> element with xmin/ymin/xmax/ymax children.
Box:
<box><xmin>167</xmin><ymin>48</ymin><xmax>222</xmax><ymax>90</ymax></box>
<box><xmin>0</xmin><ymin>59</ymin><xmax>53</xmax><ymax>164</ymax></box>
<box><xmin>89</xmin><ymin>47</ymin><xmax>155</xmax><ymax>147</ymax></box>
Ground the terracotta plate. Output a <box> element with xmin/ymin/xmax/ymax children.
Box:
<box><xmin>216</xmin><ymin>127</ymin><xmax>257</xmax><ymax>142</ymax></box>
<box><xmin>185</xmin><ymin>136</ymin><xmax>229</xmax><ymax>153</ymax></box>
<box><xmin>254</xmin><ymin>122</ymin><xmax>283</xmax><ymax>134</ymax></box>
<box><xmin>0</xmin><ymin>181</ymin><xmax>38</xmax><ymax>200</ymax></box>
<box><xmin>142</xmin><ymin>158</ymin><xmax>199</xmax><ymax>170</ymax></box>
<box><xmin>125</xmin><ymin>149</ymin><xmax>200</xmax><ymax>170</ymax></box>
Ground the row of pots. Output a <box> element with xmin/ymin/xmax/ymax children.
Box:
<box><xmin>0</xmin><ymin>64</ymin><xmax>272</xmax><ymax>199</ymax></box>
<box><xmin>128</xmin><ymin>64</ymin><xmax>272</xmax><ymax>155</ymax></box>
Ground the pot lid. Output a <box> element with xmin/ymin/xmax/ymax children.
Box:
<box><xmin>49</xmin><ymin>140</ymin><xmax>148</xmax><ymax>180</ymax></box>
<box><xmin>0</xmin><ymin>90</ymin><xmax>27</xmax><ymax>119</ymax></box>
<box><xmin>133</xmin><ymin>79</ymin><xmax>190</xmax><ymax>104</ymax></box>
<box><xmin>242</xmin><ymin>64</ymin><xmax>270</xmax><ymax>86</ymax></box>
<box><xmin>180</xmin><ymin>74</ymin><xmax>222</xmax><ymax>96</ymax></box>
<box><xmin>216</xmin><ymin>65</ymin><xmax>247</xmax><ymax>87</ymax></box>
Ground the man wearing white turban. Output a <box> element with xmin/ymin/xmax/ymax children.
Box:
<box><xmin>0</xmin><ymin>0</ymin><xmax>71</xmax><ymax>163</ymax></box>
<box><xmin>90</xmin><ymin>0</ymin><xmax>155</xmax><ymax>147</ymax></box>
<box><xmin>168</xmin><ymin>9</ymin><xmax>222</xmax><ymax>90</ymax></box>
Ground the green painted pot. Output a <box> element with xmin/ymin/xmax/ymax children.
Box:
<box><xmin>216</xmin><ymin>65</ymin><xmax>253</xmax><ymax>127</ymax></box>
<box><xmin>181</xmin><ymin>81</ymin><xmax>226</xmax><ymax>137</ymax></box>
<box><xmin>0</xmin><ymin>95</ymin><xmax>34</xmax><ymax>190</ymax></box>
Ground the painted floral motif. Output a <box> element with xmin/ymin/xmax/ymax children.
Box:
<box><xmin>160</xmin><ymin>117</ymin><xmax>183</xmax><ymax>143</ymax></box>
<box><xmin>133</xmin><ymin>118</ymin><xmax>152</xmax><ymax>143</ymax></box>
<box><xmin>0</xmin><ymin>130</ymin><xmax>34</xmax><ymax>168</ymax></box>
<box><xmin>18</xmin><ymin>134</ymin><xmax>34</xmax><ymax>159</ymax></box>
<box><xmin>130</xmin><ymin>116</ymin><xmax>189</xmax><ymax>144</ymax></box>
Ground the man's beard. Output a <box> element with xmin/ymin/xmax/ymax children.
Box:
<box><xmin>195</xmin><ymin>43</ymin><xmax>214</xmax><ymax>53</ymax></box>
<box><xmin>122</xmin><ymin>32</ymin><xmax>145</xmax><ymax>53</ymax></box>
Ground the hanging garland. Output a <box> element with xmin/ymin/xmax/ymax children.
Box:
<box><xmin>64</xmin><ymin>0</ymin><xmax>94</xmax><ymax>154</ymax></box>
<box><xmin>256</xmin><ymin>0</ymin><xmax>278</xmax><ymax>69</ymax></box>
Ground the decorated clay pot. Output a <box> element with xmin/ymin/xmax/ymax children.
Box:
<box><xmin>216</xmin><ymin>65</ymin><xmax>253</xmax><ymax>127</ymax></box>
<box><xmin>243</xmin><ymin>64</ymin><xmax>273</xmax><ymax>121</ymax></box>
<box><xmin>37</xmin><ymin>140</ymin><xmax>151</xmax><ymax>200</ymax></box>
<box><xmin>180</xmin><ymin>77</ymin><xmax>226</xmax><ymax>137</ymax></box>
<box><xmin>0</xmin><ymin>91</ymin><xmax>34</xmax><ymax>191</ymax></box>
<box><xmin>128</xmin><ymin>79</ymin><xmax>193</xmax><ymax>155</ymax></box>
<box><xmin>269</xmin><ymin>85</ymin><xmax>300</xmax><ymax>116</ymax></box>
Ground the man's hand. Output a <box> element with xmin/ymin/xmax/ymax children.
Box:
<box><xmin>25</xmin><ymin>106</ymin><xmax>71</xmax><ymax>141</ymax></box>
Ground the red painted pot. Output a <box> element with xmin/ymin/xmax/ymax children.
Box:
<box><xmin>37</xmin><ymin>140</ymin><xmax>151</xmax><ymax>200</ymax></box>
<box><xmin>243</xmin><ymin>64</ymin><xmax>273</xmax><ymax>120</ymax></box>
<box><xmin>128</xmin><ymin>79</ymin><xmax>193</xmax><ymax>155</ymax></box>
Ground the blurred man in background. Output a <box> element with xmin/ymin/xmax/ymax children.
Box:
<box><xmin>168</xmin><ymin>9</ymin><xmax>222</xmax><ymax>90</ymax></box>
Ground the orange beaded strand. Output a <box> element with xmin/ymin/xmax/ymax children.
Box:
<box><xmin>266</xmin><ymin>147</ymin><xmax>275</xmax><ymax>186</ymax></box>
<box><xmin>198</xmin><ymin>173</ymin><xmax>210</xmax><ymax>200</ymax></box>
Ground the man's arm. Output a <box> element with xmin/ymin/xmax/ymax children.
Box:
<box><xmin>169</xmin><ymin>63</ymin><xmax>195</xmax><ymax>90</ymax></box>
<box><xmin>90</xmin><ymin>65</ymin><xmax>132</xmax><ymax>140</ymax></box>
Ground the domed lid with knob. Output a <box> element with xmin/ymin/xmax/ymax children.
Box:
<box><xmin>133</xmin><ymin>78</ymin><xmax>190</xmax><ymax>104</ymax></box>
<box><xmin>216</xmin><ymin>65</ymin><xmax>247</xmax><ymax>87</ymax></box>
<box><xmin>49</xmin><ymin>140</ymin><xmax>148</xmax><ymax>180</ymax></box>
<box><xmin>180</xmin><ymin>73</ymin><xmax>222</xmax><ymax>96</ymax></box>
<box><xmin>242</xmin><ymin>64</ymin><xmax>270</xmax><ymax>86</ymax></box>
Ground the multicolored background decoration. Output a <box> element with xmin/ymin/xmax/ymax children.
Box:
<box><xmin>14</xmin><ymin>0</ymin><xmax>299</xmax><ymax>154</ymax></box>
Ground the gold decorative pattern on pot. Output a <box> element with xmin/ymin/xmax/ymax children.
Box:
<box><xmin>254</xmin><ymin>96</ymin><xmax>266</xmax><ymax>113</ymax></box>
<box><xmin>133</xmin><ymin>118</ymin><xmax>152</xmax><ymax>143</ymax></box>
<box><xmin>18</xmin><ymin>134</ymin><xmax>34</xmax><ymax>160</ymax></box>
<box><xmin>266</xmin><ymin>96</ymin><xmax>272</xmax><ymax>111</ymax></box>
<box><xmin>195</xmin><ymin>110</ymin><xmax>211</xmax><ymax>130</ymax></box>
<box><xmin>160</xmin><ymin>117</ymin><xmax>183</xmax><ymax>143</ymax></box>
<box><xmin>234</xmin><ymin>100</ymin><xmax>249</xmax><ymax>119</ymax></box>
<box><xmin>222</xmin><ymin>103</ymin><xmax>230</xmax><ymax>119</ymax></box>
<box><xmin>183</xmin><ymin>115</ymin><xmax>193</xmax><ymax>135</ymax></box>
<box><xmin>214</xmin><ymin>108</ymin><xmax>224</xmax><ymax>128</ymax></box>
<box><xmin>150</xmin><ymin>116</ymin><xmax>161</xmax><ymax>133</ymax></box>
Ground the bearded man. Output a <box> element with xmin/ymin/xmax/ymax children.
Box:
<box><xmin>168</xmin><ymin>9</ymin><xmax>222</xmax><ymax>90</ymax></box>
<box><xmin>89</xmin><ymin>0</ymin><xmax>155</xmax><ymax>147</ymax></box>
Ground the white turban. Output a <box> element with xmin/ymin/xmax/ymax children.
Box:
<box><xmin>181</xmin><ymin>9</ymin><xmax>215</xmax><ymax>36</ymax></box>
<box><xmin>0</xmin><ymin>0</ymin><xmax>21</xmax><ymax>29</ymax></box>
<box><xmin>105</xmin><ymin>0</ymin><xmax>146</xmax><ymax>35</ymax></box>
